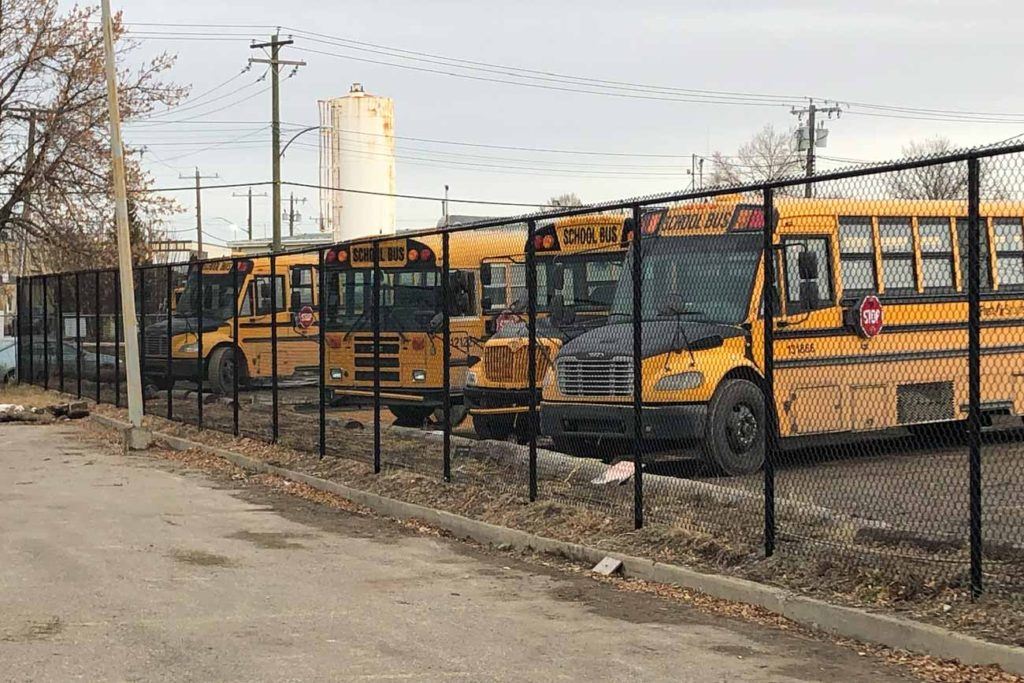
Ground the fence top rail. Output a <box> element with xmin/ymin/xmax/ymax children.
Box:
<box><xmin>19</xmin><ymin>140</ymin><xmax>1024</xmax><ymax>279</ymax></box>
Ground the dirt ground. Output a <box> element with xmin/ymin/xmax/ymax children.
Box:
<box><xmin>14</xmin><ymin>378</ymin><xmax>1024</xmax><ymax>649</ymax></box>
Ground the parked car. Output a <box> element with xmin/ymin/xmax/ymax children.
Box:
<box><xmin>0</xmin><ymin>335</ymin><xmax>16</xmax><ymax>384</ymax></box>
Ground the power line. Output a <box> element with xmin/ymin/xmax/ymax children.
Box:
<box><xmin>123</xmin><ymin>23</ymin><xmax>1024</xmax><ymax>124</ymax></box>
<box><xmin>283</xmin><ymin>180</ymin><xmax>554</xmax><ymax>207</ymax></box>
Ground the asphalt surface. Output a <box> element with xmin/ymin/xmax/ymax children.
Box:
<box><xmin>0</xmin><ymin>422</ymin><xmax>914</xmax><ymax>682</ymax></box>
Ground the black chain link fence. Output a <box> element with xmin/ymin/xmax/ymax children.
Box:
<box><xmin>14</xmin><ymin>144</ymin><xmax>1024</xmax><ymax>598</ymax></box>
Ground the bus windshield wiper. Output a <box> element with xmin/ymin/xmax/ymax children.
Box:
<box><xmin>657</xmin><ymin>299</ymin><xmax>699</xmax><ymax>367</ymax></box>
<box><xmin>342</xmin><ymin>309</ymin><xmax>371</xmax><ymax>340</ymax></box>
<box><xmin>381</xmin><ymin>306</ymin><xmax>408</xmax><ymax>342</ymax></box>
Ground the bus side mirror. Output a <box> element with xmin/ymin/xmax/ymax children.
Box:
<box><xmin>479</xmin><ymin>266</ymin><xmax>491</xmax><ymax>287</ymax></box>
<box><xmin>290</xmin><ymin>291</ymin><xmax>301</xmax><ymax>311</ymax></box>
<box><xmin>552</xmin><ymin>263</ymin><xmax>565</xmax><ymax>291</ymax></box>
<box><xmin>550</xmin><ymin>295</ymin><xmax>564</xmax><ymax>325</ymax></box>
<box><xmin>798</xmin><ymin>251</ymin><xmax>819</xmax><ymax>281</ymax></box>
<box><xmin>798</xmin><ymin>281</ymin><xmax>819</xmax><ymax>312</ymax></box>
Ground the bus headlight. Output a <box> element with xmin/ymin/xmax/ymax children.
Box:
<box><xmin>654</xmin><ymin>371</ymin><xmax>704</xmax><ymax>391</ymax></box>
<box><xmin>330</xmin><ymin>368</ymin><xmax>344</xmax><ymax>380</ymax></box>
<box><xmin>466</xmin><ymin>371</ymin><xmax>477</xmax><ymax>386</ymax></box>
<box><xmin>179</xmin><ymin>342</ymin><xmax>199</xmax><ymax>354</ymax></box>
<box><xmin>412</xmin><ymin>369</ymin><xmax>427</xmax><ymax>382</ymax></box>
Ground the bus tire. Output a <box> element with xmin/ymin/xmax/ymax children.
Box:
<box><xmin>207</xmin><ymin>345</ymin><xmax>243</xmax><ymax>395</ymax></box>
<box><xmin>703</xmin><ymin>379</ymin><xmax>765</xmax><ymax>476</ymax></box>
<box><xmin>433</xmin><ymin>403</ymin><xmax>468</xmax><ymax>429</ymax></box>
<box><xmin>390</xmin><ymin>406</ymin><xmax>432</xmax><ymax>427</ymax></box>
<box><xmin>473</xmin><ymin>413</ymin><xmax>514</xmax><ymax>441</ymax></box>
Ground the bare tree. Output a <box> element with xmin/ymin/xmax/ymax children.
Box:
<box><xmin>0</xmin><ymin>1</ymin><xmax>187</xmax><ymax>271</ymax></box>
<box><xmin>887</xmin><ymin>137</ymin><xmax>969</xmax><ymax>200</ymax></box>
<box><xmin>709</xmin><ymin>124</ymin><xmax>803</xmax><ymax>188</ymax></box>
<box><xmin>545</xmin><ymin>193</ymin><xmax>583</xmax><ymax>209</ymax></box>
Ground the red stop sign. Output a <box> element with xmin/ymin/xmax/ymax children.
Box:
<box><xmin>857</xmin><ymin>295</ymin><xmax>883</xmax><ymax>338</ymax></box>
<box><xmin>297</xmin><ymin>305</ymin><xmax>315</xmax><ymax>330</ymax></box>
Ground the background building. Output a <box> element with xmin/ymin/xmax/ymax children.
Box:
<box><xmin>319</xmin><ymin>83</ymin><xmax>396</xmax><ymax>242</ymax></box>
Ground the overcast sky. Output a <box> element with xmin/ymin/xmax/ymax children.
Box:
<box><xmin>112</xmin><ymin>0</ymin><xmax>1024</xmax><ymax>247</ymax></box>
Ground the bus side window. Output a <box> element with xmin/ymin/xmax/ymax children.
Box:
<box><xmin>918</xmin><ymin>218</ymin><xmax>955</xmax><ymax>291</ymax></box>
<box><xmin>254</xmin><ymin>276</ymin><xmax>285</xmax><ymax>316</ymax></box>
<box><xmin>993</xmin><ymin>218</ymin><xmax>1024</xmax><ymax>289</ymax></box>
<box><xmin>878</xmin><ymin>217</ymin><xmax>916</xmax><ymax>294</ymax></box>
<box><xmin>955</xmin><ymin>218</ymin><xmax>991</xmax><ymax>291</ymax></box>
<box><xmin>290</xmin><ymin>266</ymin><xmax>315</xmax><ymax>309</ymax></box>
<box><xmin>838</xmin><ymin>216</ymin><xmax>876</xmax><ymax>299</ymax></box>
<box><xmin>482</xmin><ymin>264</ymin><xmax>507</xmax><ymax>310</ymax></box>
<box><xmin>783</xmin><ymin>237</ymin><xmax>833</xmax><ymax>312</ymax></box>
<box><xmin>239</xmin><ymin>284</ymin><xmax>255</xmax><ymax>317</ymax></box>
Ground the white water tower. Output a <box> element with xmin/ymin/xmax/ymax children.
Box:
<box><xmin>318</xmin><ymin>83</ymin><xmax>396</xmax><ymax>241</ymax></box>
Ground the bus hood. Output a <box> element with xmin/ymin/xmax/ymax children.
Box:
<box><xmin>558</xmin><ymin>321</ymin><xmax>745</xmax><ymax>361</ymax></box>
<box><xmin>144</xmin><ymin>315</ymin><xmax>224</xmax><ymax>338</ymax></box>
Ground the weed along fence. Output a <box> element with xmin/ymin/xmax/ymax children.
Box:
<box><xmin>16</xmin><ymin>143</ymin><xmax>1024</xmax><ymax>599</ymax></box>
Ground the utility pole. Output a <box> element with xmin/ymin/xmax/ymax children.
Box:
<box><xmin>286</xmin><ymin>193</ymin><xmax>307</xmax><ymax>237</ymax></box>
<box><xmin>19</xmin><ymin>111</ymin><xmax>37</xmax><ymax>278</ymax></box>
<box><xmin>179</xmin><ymin>168</ymin><xmax>218</xmax><ymax>259</ymax></box>
<box><xmin>232</xmin><ymin>187</ymin><xmax>267</xmax><ymax>241</ymax></box>
<box><xmin>443</xmin><ymin>185</ymin><xmax>450</xmax><ymax>229</ymax></box>
<box><xmin>791</xmin><ymin>99</ymin><xmax>842</xmax><ymax>197</ymax></box>
<box><xmin>250</xmin><ymin>34</ymin><xmax>305</xmax><ymax>253</ymax></box>
<box><xmin>100</xmin><ymin>0</ymin><xmax>144</xmax><ymax>429</ymax></box>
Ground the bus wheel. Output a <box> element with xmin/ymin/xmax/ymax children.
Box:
<box><xmin>433</xmin><ymin>404</ymin><xmax>469</xmax><ymax>429</ymax></box>
<box><xmin>207</xmin><ymin>346</ymin><xmax>242</xmax><ymax>395</ymax></box>
<box><xmin>390</xmin><ymin>406</ymin><xmax>433</xmax><ymax>427</ymax></box>
<box><xmin>473</xmin><ymin>413</ymin><xmax>514</xmax><ymax>440</ymax></box>
<box><xmin>703</xmin><ymin>379</ymin><xmax>765</xmax><ymax>476</ymax></box>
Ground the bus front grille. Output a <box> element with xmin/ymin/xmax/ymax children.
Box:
<box><xmin>145</xmin><ymin>335</ymin><xmax>168</xmax><ymax>357</ymax></box>
<box><xmin>484</xmin><ymin>346</ymin><xmax>551</xmax><ymax>385</ymax></box>
<box><xmin>556</xmin><ymin>356</ymin><xmax>633</xmax><ymax>397</ymax></box>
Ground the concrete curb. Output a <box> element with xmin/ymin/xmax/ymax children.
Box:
<box><xmin>90</xmin><ymin>413</ymin><xmax>1024</xmax><ymax>675</ymax></box>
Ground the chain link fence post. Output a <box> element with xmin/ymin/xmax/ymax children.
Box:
<box><xmin>114</xmin><ymin>275</ymin><xmax>121</xmax><ymax>408</ymax></box>
<box><xmin>372</xmin><ymin>238</ymin><xmax>382</xmax><ymax>474</ymax></box>
<box><xmin>196</xmin><ymin>264</ymin><xmax>204</xmax><ymax>428</ymax></box>
<box><xmin>318</xmin><ymin>248</ymin><xmax>327</xmax><ymax>459</ymax></box>
<box><xmin>138</xmin><ymin>270</ymin><xmax>146</xmax><ymax>416</ymax></box>
<box><xmin>526</xmin><ymin>218</ymin><xmax>539</xmax><ymax>502</ymax></box>
<box><xmin>966</xmin><ymin>155</ymin><xmax>983</xmax><ymax>599</ymax></box>
<box><xmin>762</xmin><ymin>187</ymin><xmax>778</xmax><ymax>557</ymax></box>
<box><xmin>42</xmin><ymin>275</ymin><xmax>49</xmax><ymax>390</ymax></box>
<box><xmin>75</xmin><ymin>273</ymin><xmax>82</xmax><ymax>398</ymax></box>
<box><xmin>165</xmin><ymin>265</ymin><xmax>173</xmax><ymax>420</ymax></box>
<box><xmin>442</xmin><ymin>230</ymin><xmax>452</xmax><ymax>482</ymax></box>
<box><xmin>631</xmin><ymin>204</ymin><xmax>645</xmax><ymax>530</ymax></box>
<box><xmin>94</xmin><ymin>271</ymin><xmax>100</xmax><ymax>404</ymax></box>
<box><xmin>270</xmin><ymin>254</ymin><xmax>279</xmax><ymax>443</ymax></box>
<box><xmin>57</xmin><ymin>275</ymin><xmax>64</xmax><ymax>393</ymax></box>
<box><xmin>232</xmin><ymin>259</ymin><xmax>240</xmax><ymax>437</ymax></box>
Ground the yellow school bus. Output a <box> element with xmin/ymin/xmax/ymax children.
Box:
<box><xmin>322</xmin><ymin>231</ymin><xmax>505</xmax><ymax>426</ymax></box>
<box><xmin>540</xmin><ymin>193</ymin><xmax>1024</xmax><ymax>474</ymax></box>
<box><xmin>143</xmin><ymin>252</ymin><xmax>321</xmax><ymax>392</ymax></box>
<box><xmin>464</xmin><ymin>214</ymin><xmax>631</xmax><ymax>440</ymax></box>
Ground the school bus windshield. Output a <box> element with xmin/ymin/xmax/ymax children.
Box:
<box><xmin>327</xmin><ymin>270</ymin><xmax>442</xmax><ymax>332</ymax></box>
<box><xmin>610</xmin><ymin>233</ymin><xmax>761</xmax><ymax>324</ymax></box>
<box><xmin>175</xmin><ymin>272</ymin><xmax>237</xmax><ymax>321</ymax></box>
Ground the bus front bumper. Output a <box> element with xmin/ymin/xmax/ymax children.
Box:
<box><xmin>540</xmin><ymin>401</ymin><xmax>707</xmax><ymax>441</ymax></box>
<box><xmin>327</xmin><ymin>387</ymin><xmax>450</xmax><ymax>408</ymax></box>
<box><xmin>142</xmin><ymin>356</ymin><xmax>202</xmax><ymax>382</ymax></box>
<box><xmin>464</xmin><ymin>386</ymin><xmax>531</xmax><ymax>415</ymax></box>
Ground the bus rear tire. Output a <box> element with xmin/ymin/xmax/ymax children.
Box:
<box><xmin>391</xmin><ymin>406</ymin><xmax>432</xmax><ymax>427</ymax></box>
<box><xmin>703</xmin><ymin>379</ymin><xmax>765</xmax><ymax>476</ymax></box>
<box><xmin>473</xmin><ymin>413</ymin><xmax>514</xmax><ymax>440</ymax></box>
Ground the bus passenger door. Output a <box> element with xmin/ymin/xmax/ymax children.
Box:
<box><xmin>775</xmin><ymin>235</ymin><xmax>846</xmax><ymax>435</ymax></box>
<box><xmin>242</xmin><ymin>273</ymin><xmax>285</xmax><ymax>379</ymax></box>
